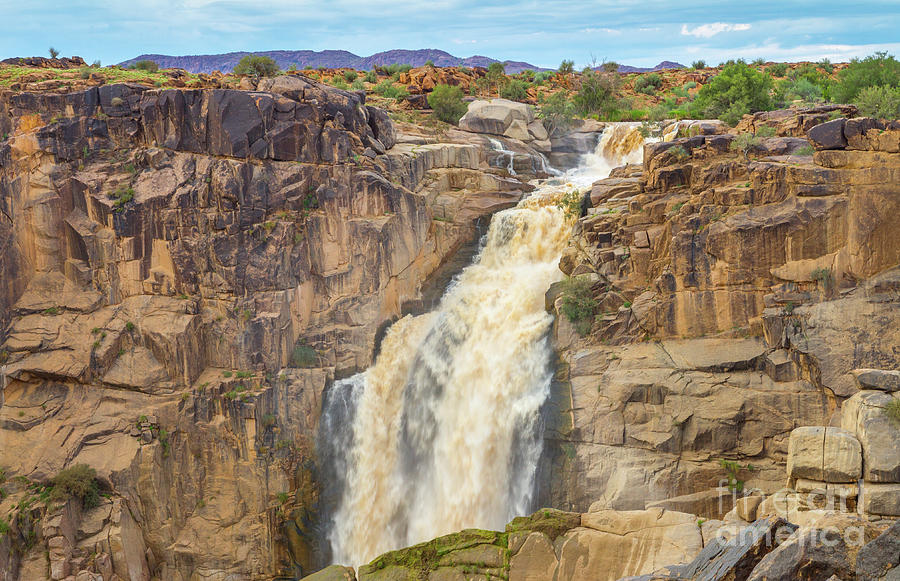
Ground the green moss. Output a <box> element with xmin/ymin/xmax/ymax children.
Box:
<box><xmin>360</xmin><ymin>529</ymin><xmax>503</xmax><ymax>579</ymax></box>
<box><xmin>505</xmin><ymin>508</ymin><xmax>581</xmax><ymax>542</ymax></box>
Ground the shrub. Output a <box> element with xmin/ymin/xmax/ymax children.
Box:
<box><xmin>558</xmin><ymin>276</ymin><xmax>598</xmax><ymax>336</ymax></box>
<box><xmin>500</xmin><ymin>79</ymin><xmax>528</xmax><ymax>101</ymax></box>
<box><xmin>49</xmin><ymin>47</ymin><xmax>60</xmax><ymax>59</ymax></box>
<box><xmin>351</xmin><ymin>79</ymin><xmax>365</xmax><ymax>91</ymax></box>
<box><xmin>428</xmin><ymin>84</ymin><xmax>468</xmax><ymax>124</ymax></box>
<box><xmin>572</xmin><ymin>70</ymin><xmax>619</xmax><ymax>115</ymax></box>
<box><xmin>364</xmin><ymin>70</ymin><xmax>377</xmax><ymax>83</ymax></box>
<box><xmin>767</xmin><ymin>63</ymin><xmax>788</xmax><ymax>78</ymax></box>
<box><xmin>555</xmin><ymin>188</ymin><xmax>585</xmax><ymax>220</ymax></box>
<box><xmin>600</xmin><ymin>61</ymin><xmax>619</xmax><ymax>73</ymax></box>
<box><xmin>343</xmin><ymin>70</ymin><xmax>358</xmax><ymax>82</ymax></box>
<box><xmin>424</xmin><ymin>60</ymin><xmax>434</xmax><ymax>68</ymax></box>
<box><xmin>533</xmin><ymin>71</ymin><xmax>554</xmax><ymax>85</ymax></box>
<box><xmin>854</xmin><ymin>85</ymin><xmax>900</xmax><ymax>119</ymax></box>
<box><xmin>832</xmin><ymin>52</ymin><xmax>900</xmax><ymax>103</ymax></box>
<box><xmin>290</xmin><ymin>343</ymin><xmax>318</xmax><ymax>368</ymax></box>
<box><xmin>540</xmin><ymin>92</ymin><xmax>576</xmax><ymax>136</ymax></box>
<box><xmin>233</xmin><ymin>55</ymin><xmax>280</xmax><ymax>78</ymax></box>
<box><xmin>691</xmin><ymin>60</ymin><xmax>706</xmax><ymax>70</ymax></box>
<box><xmin>50</xmin><ymin>464</ymin><xmax>100</xmax><ymax>508</ymax></box>
<box><xmin>691</xmin><ymin>61</ymin><xmax>773</xmax><ymax>124</ymax></box>
<box><xmin>634</xmin><ymin>73</ymin><xmax>662</xmax><ymax>95</ymax></box>
<box><xmin>374</xmin><ymin>80</ymin><xmax>408</xmax><ymax>100</ymax></box>
<box><xmin>729</xmin><ymin>132</ymin><xmax>762</xmax><ymax>158</ymax></box>
<box><xmin>751</xmin><ymin>58</ymin><xmax>766</xmax><ymax>67</ymax></box>
<box><xmin>133</xmin><ymin>60</ymin><xmax>159</xmax><ymax>73</ymax></box>
<box><xmin>817</xmin><ymin>58</ymin><xmax>834</xmax><ymax>74</ymax></box>
<box><xmin>755</xmin><ymin>125</ymin><xmax>776</xmax><ymax>137</ymax></box>
<box><xmin>886</xmin><ymin>398</ymin><xmax>900</xmax><ymax>426</ymax></box>
<box><xmin>558</xmin><ymin>60</ymin><xmax>575</xmax><ymax>74</ymax></box>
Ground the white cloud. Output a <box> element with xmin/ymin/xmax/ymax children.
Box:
<box><xmin>681</xmin><ymin>22</ymin><xmax>752</xmax><ymax>38</ymax></box>
<box><xmin>580</xmin><ymin>27</ymin><xmax>621</xmax><ymax>35</ymax></box>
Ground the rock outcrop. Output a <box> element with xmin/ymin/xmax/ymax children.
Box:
<box><xmin>0</xmin><ymin>76</ymin><xmax>536</xmax><ymax>580</ymax></box>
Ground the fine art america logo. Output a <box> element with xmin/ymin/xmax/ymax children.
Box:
<box><xmin>713</xmin><ymin>478</ymin><xmax>869</xmax><ymax>548</ymax></box>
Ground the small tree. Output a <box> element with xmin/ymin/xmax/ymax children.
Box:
<box><xmin>692</xmin><ymin>60</ymin><xmax>706</xmax><ymax>70</ymax></box>
<box><xmin>427</xmin><ymin>84</ymin><xmax>468</xmax><ymax>124</ymax></box>
<box><xmin>558</xmin><ymin>60</ymin><xmax>575</xmax><ymax>74</ymax></box>
<box><xmin>233</xmin><ymin>55</ymin><xmax>280</xmax><ymax>78</ymax></box>
<box><xmin>540</xmin><ymin>92</ymin><xmax>576</xmax><ymax>136</ymax></box>
<box><xmin>572</xmin><ymin>69</ymin><xmax>619</xmax><ymax>115</ymax></box>
<box><xmin>487</xmin><ymin>62</ymin><xmax>507</xmax><ymax>96</ymax></box>
<box><xmin>49</xmin><ymin>47</ymin><xmax>60</xmax><ymax>59</ymax></box>
<box><xmin>425</xmin><ymin>59</ymin><xmax>435</xmax><ymax>68</ymax></box>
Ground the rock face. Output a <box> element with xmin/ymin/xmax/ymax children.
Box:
<box><xmin>0</xmin><ymin>77</ymin><xmax>534</xmax><ymax>580</ymax></box>
<box><xmin>541</xmin><ymin>113</ymin><xmax>900</xmax><ymax>530</ymax></box>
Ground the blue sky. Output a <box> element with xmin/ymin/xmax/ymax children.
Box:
<box><xmin>4</xmin><ymin>0</ymin><xmax>900</xmax><ymax>68</ymax></box>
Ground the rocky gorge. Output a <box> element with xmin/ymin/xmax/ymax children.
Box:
<box><xmin>0</xmin><ymin>65</ymin><xmax>897</xmax><ymax>581</ymax></box>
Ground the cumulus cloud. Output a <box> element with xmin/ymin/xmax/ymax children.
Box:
<box><xmin>681</xmin><ymin>22</ymin><xmax>752</xmax><ymax>38</ymax></box>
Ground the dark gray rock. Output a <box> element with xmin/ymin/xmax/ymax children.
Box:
<box><xmin>747</xmin><ymin>528</ymin><xmax>853</xmax><ymax>581</ymax></box>
<box><xmin>856</xmin><ymin>519</ymin><xmax>900</xmax><ymax>581</ymax></box>
<box><xmin>808</xmin><ymin>119</ymin><xmax>847</xmax><ymax>150</ymax></box>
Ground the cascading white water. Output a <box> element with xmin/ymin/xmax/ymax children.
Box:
<box><xmin>320</xmin><ymin>123</ymin><xmax>647</xmax><ymax>568</ymax></box>
<box><xmin>488</xmin><ymin>137</ymin><xmax>518</xmax><ymax>175</ymax></box>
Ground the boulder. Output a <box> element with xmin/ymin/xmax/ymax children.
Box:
<box><xmin>458</xmin><ymin>99</ymin><xmax>534</xmax><ymax>137</ymax></box>
<box><xmin>808</xmin><ymin>119</ymin><xmax>848</xmax><ymax>150</ymax></box>
<box><xmin>861</xmin><ymin>483</ymin><xmax>900</xmax><ymax>516</ymax></box>
<box><xmin>787</xmin><ymin>426</ymin><xmax>862</xmax><ymax>483</ymax></box>
<box><xmin>856</xmin><ymin>519</ymin><xmax>900</xmax><ymax>581</ymax></box>
<box><xmin>747</xmin><ymin>528</ymin><xmax>853</xmax><ymax>581</ymax></box>
<box><xmin>842</xmin><ymin>391</ymin><xmax>900</xmax><ymax>482</ymax></box>
<box><xmin>852</xmin><ymin>369</ymin><xmax>900</xmax><ymax>392</ymax></box>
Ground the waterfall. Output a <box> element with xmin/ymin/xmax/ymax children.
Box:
<box><xmin>488</xmin><ymin>137</ymin><xmax>518</xmax><ymax>175</ymax></box>
<box><xmin>319</xmin><ymin>123</ymin><xmax>647</xmax><ymax>568</ymax></box>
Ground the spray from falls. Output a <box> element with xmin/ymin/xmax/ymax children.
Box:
<box><xmin>319</xmin><ymin>123</ymin><xmax>647</xmax><ymax>567</ymax></box>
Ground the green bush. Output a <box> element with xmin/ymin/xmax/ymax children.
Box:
<box><xmin>634</xmin><ymin>73</ymin><xmax>662</xmax><ymax>95</ymax></box>
<box><xmin>855</xmin><ymin>85</ymin><xmax>900</xmax><ymax>119</ymax></box>
<box><xmin>573</xmin><ymin>70</ymin><xmax>619</xmax><ymax>115</ymax></box>
<box><xmin>558</xmin><ymin>60</ymin><xmax>575</xmax><ymax>74</ymax></box>
<box><xmin>343</xmin><ymin>70</ymin><xmax>358</xmax><ymax>82</ymax></box>
<box><xmin>539</xmin><ymin>92</ymin><xmax>576</xmax><ymax>136</ymax></box>
<box><xmin>133</xmin><ymin>60</ymin><xmax>159</xmax><ymax>73</ymax></box>
<box><xmin>558</xmin><ymin>276</ymin><xmax>598</xmax><ymax>336</ymax></box>
<box><xmin>533</xmin><ymin>71</ymin><xmax>554</xmax><ymax>85</ymax></box>
<box><xmin>233</xmin><ymin>55</ymin><xmax>280</xmax><ymax>78</ymax></box>
<box><xmin>817</xmin><ymin>58</ymin><xmax>834</xmax><ymax>74</ymax></box>
<box><xmin>691</xmin><ymin>60</ymin><xmax>706</xmax><ymax>70</ymax></box>
<box><xmin>767</xmin><ymin>63</ymin><xmax>788</xmax><ymax>78</ymax></box>
<box><xmin>691</xmin><ymin>61</ymin><xmax>773</xmax><ymax>124</ymax></box>
<box><xmin>50</xmin><ymin>464</ymin><xmax>100</xmax><ymax>508</ymax></box>
<box><xmin>832</xmin><ymin>52</ymin><xmax>900</xmax><ymax>103</ymax></box>
<box><xmin>500</xmin><ymin>79</ymin><xmax>529</xmax><ymax>101</ymax></box>
<box><xmin>427</xmin><ymin>84</ymin><xmax>468</xmax><ymax>124</ymax></box>
<box><xmin>364</xmin><ymin>70</ymin><xmax>377</xmax><ymax>83</ymax></box>
<box><xmin>775</xmin><ymin>76</ymin><xmax>824</xmax><ymax>105</ymax></box>
<box><xmin>380</xmin><ymin>63</ymin><xmax>411</xmax><ymax>75</ymax></box>
<box><xmin>751</xmin><ymin>58</ymin><xmax>766</xmax><ymax>67</ymax></box>
<box><xmin>374</xmin><ymin>80</ymin><xmax>408</xmax><ymax>100</ymax></box>
<box><xmin>425</xmin><ymin>60</ymin><xmax>434</xmax><ymax>68</ymax></box>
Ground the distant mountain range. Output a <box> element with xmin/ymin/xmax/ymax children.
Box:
<box><xmin>119</xmin><ymin>49</ymin><xmax>684</xmax><ymax>75</ymax></box>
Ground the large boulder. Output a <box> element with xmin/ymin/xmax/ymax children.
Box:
<box><xmin>842</xmin><ymin>391</ymin><xmax>900</xmax><ymax>482</ymax></box>
<box><xmin>852</xmin><ymin>368</ymin><xmax>900</xmax><ymax>392</ymax></box>
<box><xmin>786</xmin><ymin>426</ymin><xmax>862</xmax><ymax>483</ymax></box>
<box><xmin>458</xmin><ymin>99</ymin><xmax>535</xmax><ymax>139</ymax></box>
<box><xmin>808</xmin><ymin>118</ymin><xmax>848</xmax><ymax>150</ymax></box>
